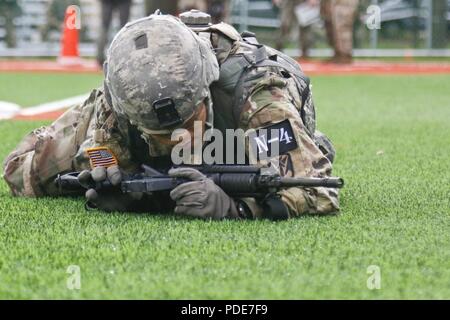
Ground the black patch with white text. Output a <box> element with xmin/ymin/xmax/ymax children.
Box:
<box><xmin>250</xmin><ymin>119</ymin><xmax>297</xmax><ymax>160</ymax></box>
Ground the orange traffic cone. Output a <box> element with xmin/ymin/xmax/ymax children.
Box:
<box><xmin>58</xmin><ymin>5</ymin><xmax>81</xmax><ymax>66</ymax></box>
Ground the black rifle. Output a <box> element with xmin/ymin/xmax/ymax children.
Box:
<box><xmin>55</xmin><ymin>164</ymin><xmax>344</xmax><ymax>219</ymax></box>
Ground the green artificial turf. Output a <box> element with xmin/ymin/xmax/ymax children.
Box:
<box><xmin>0</xmin><ymin>74</ymin><xmax>449</xmax><ymax>299</ymax></box>
<box><xmin>0</xmin><ymin>72</ymin><xmax>103</xmax><ymax>107</ymax></box>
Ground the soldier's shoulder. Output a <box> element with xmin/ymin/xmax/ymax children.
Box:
<box><xmin>68</xmin><ymin>86</ymin><xmax>118</xmax><ymax>133</ymax></box>
<box><xmin>81</xmin><ymin>86</ymin><xmax>115</xmax><ymax>114</ymax></box>
<box><xmin>85</xmin><ymin>86</ymin><xmax>105</xmax><ymax>103</ymax></box>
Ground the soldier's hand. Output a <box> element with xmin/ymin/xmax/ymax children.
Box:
<box><xmin>77</xmin><ymin>165</ymin><xmax>143</xmax><ymax>212</ymax></box>
<box><xmin>168</xmin><ymin>167</ymin><xmax>239</xmax><ymax>220</ymax></box>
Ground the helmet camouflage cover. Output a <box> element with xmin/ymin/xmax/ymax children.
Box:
<box><xmin>105</xmin><ymin>14</ymin><xmax>219</xmax><ymax>133</ymax></box>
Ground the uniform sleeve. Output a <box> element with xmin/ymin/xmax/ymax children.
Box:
<box><xmin>238</xmin><ymin>74</ymin><xmax>340</xmax><ymax>218</ymax></box>
<box><xmin>3</xmin><ymin>89</ymin><xmax>100</xmax><ymax>197</ymax></box>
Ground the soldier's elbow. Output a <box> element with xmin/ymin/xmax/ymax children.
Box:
<box><xmin>2</xmin><ymin>156</ymin><xmax>36</xmax><ymax>197</ymax></box>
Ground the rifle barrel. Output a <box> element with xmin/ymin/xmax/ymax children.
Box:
<box><xmin>279</xmin><ymin>177</ymin><xmax>344</xmax><ymax>189</ymax></box>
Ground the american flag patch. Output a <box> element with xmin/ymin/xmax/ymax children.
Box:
<box><xmin>86</xmin><ymin>147</ymin><xmax>118</xmax><ymax>168</ymax></box>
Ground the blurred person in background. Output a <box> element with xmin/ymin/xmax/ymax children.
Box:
<box><xmin>97</xmin><ymin>0</ymin><xmax>132</xmax><ymax>66</ymax></box>
<box><xmin>145</xmin><ymin>0</ymin><xmax>178</xmax><ymax>15</ymax></box>
<box><xmin>145</xmin><ymin>0</ymin><xmax>227</xmax><ymax>23</ymax></box>
<box><xmin>320</xmin><ymin>0</ymin><xmax>358</xmax><ymax>64</ymax></box>
<box><xmin>274</xmin><ymin>0</ymin><xmax>320</xmax><ymax>59</ymax></box>
<box><xmin>0</xmin><ymin>0</ymin><xmax>21</xmax><ymax>48</ymax></box>
<box><xmin>207</xmin><ymin>0</ymin><xmax>229</xmax><ymax>24</ymax></box>
<box><xmin>178</xmin><ymin>0</ymin><xmax>207</xmax><ymax>13</ymax></box>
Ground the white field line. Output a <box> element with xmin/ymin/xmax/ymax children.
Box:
<box><xmin>0</xmin><ymin>101</ymin><xmax>21</xmax><ymax>120</ymax></box>
<box><xmin>18</xmin><ymin>94</ymin><xmax>90</xmax><ymax>116</ymax></box>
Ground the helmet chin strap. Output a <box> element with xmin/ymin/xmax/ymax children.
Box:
<box><xmin>204</xmin><ymin>95</ymin><xmax>214</xmax><ymax>132</ymax></box>
<box><xmin>138</xmin><ymin>95</ymin><xmax>214</xmax><ymax>156</ymax></box>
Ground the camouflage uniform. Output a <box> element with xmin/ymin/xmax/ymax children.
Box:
<box><xmin>276</xmin><ymin>0</ymin><xmax>314</xmax><ymax>58</ymax></box>
<box><xmin>3</xmin><ymin>19</ymin><xmax>339</xmax><ymax>219</ymax></box>
<box><xmin>320</xmin><ymin>0</ymin><xmax>358</xmax><ymax>62</ymax></box>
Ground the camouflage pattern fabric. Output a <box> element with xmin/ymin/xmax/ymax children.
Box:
<box><xmin>276</xmin><ymin>0</ymin><xmax>314</xmax><ymax>57</ymax></box>
<box><xmin>3</xmin><ymin>19</ymin><xmax>340</xmax><ymax>219</ymax></box>
<box><xmin>320</xmin><ymin>0</ymin><xmax>359</xmax><ymax>59</ymax></box>
<box><xmin>3</xmin><ymin>89</ymin><xmax>138</xmax><ymax>197</ymax></box>
<box><xmin>238</xmin><ymin>74</ymin><xmax>339</xmax><ymax>218</ymax></box>
<box><xmin>105</xmin><ymin>14</ymin><xmax>219</xmax><ymax>133</ymax></box>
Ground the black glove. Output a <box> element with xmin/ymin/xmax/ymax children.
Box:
<box><xmin>77</xmin><ymin>165</ymin><xmax>143</xmax><ymax>212</ymax></box>
<box><xmin>168</xmin><ymin>167</ymin><xmax>239</xmax><ymax>220</ymax></box>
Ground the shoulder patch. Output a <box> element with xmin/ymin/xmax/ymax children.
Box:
<box><xmin>86</xmin><ymin>147</ymin><xmax>118</xmax><ymax>168</ymax></box>
<box><xmin>249</xmin><ymin>119</ymin><xmax>298</xmax><ymax>160</ymax></box>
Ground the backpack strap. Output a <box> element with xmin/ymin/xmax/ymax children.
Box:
<box><xmin>231</xmin><ymin>44</ymin><xmax>312</xmax><ymax>126</ymax></box>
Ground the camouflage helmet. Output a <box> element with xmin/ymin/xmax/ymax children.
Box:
<box><xmin>104</xmin><ymin>14</ymin><xmax>219</xmax><ymax>133</ymax></box>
